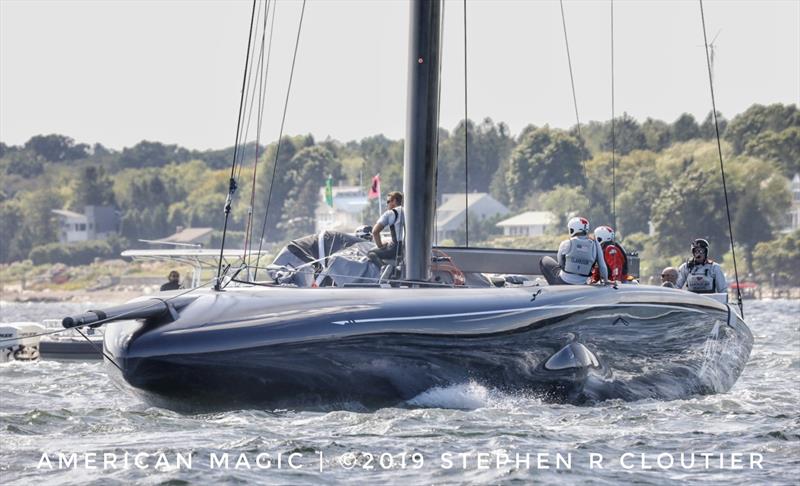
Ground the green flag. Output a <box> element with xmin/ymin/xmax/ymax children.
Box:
<box><xmin>325</xmin><ymin>177</ymin><xmax>333</xmax><ymax>207</ymax></box>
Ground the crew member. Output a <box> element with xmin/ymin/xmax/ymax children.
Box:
<box><xmin>368</xmin><ymin>191</ymin><xmax>404</xmax><ymax>267</ymax></box>
<box><xmin>675</xmin><ymin>238</ymin><xmax>727</xmax><ymax>293</ymax></box>
<box><xmin>160</xmin><ymin>270</ymin><xmax>181</xmax><ymax>291</ymax></box>
<box><xmin>591</xmin><ymin>225</ymin><xmax>629</xmax><ymax>283</ymax></box>
<box><xmin>661</xmin><ymin>267</ymin><xmax>678</xmax><ymax>288</ymax></box>
<box><xmin>540</xmin><ymin>216</ymin><xmax>608</xmax><ymax>285</ymax></box>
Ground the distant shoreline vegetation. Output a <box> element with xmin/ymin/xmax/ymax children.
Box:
<box><xmin>1</xmin><ymin>103</ymin><xmax>798</xmax><ymax>284</ymax></box>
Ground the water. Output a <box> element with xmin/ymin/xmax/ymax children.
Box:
<box><xmin>1</xmin><ymin>300</ymin><xmax>798</xmax><ymax>484</ymax></box>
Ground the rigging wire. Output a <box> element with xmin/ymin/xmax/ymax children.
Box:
<box><xmin>559</xmin><ymin>0</ymin><xmax>587</xmax><ymax>182</ymax></box>
<box><xmin>463</xmin><ymin>0</ymin><xmax>469</xmax><ymax>247</ymax></box>
<box><xmin>241</xmin><ymin>0</ymin><xmax>270</xmax><ymax>260</ymax></box>
<box><xmin>610</xmin><ymin>0</ymin><xmax>617</xmax><ymax>230</ymax></box>
<box><xmin>254</xmin><ymin>0</ymin><xmax>308</xmax><ymax>279</ymax></box>
<box><xmin>235</xmin><ymin>0</ymin><xmax>267</xmax><ymax>183</ymax></box>
<box><xmin>215</xmin><ymin>0</ymin><xmax>259</xmax><ymax>289</ymax></box>
<box><xmin>244</xmin><ymin>0</ymin><xmax>277</xmax><ymax>264</ymax></box>
<box><xmin>699</xmin><ymin>0</ymin><xmax>744</xmax><ymax>317</ymax></box>
<box><xmin>433</xmin><ymin>1</ymin><xmax>446</xmax><ymax>248</ymax></box>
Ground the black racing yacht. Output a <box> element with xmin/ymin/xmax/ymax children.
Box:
<box><xmin>64</xmin><ymin>0</ymin><xmax>752</xmax><ymax>412</ymax></box>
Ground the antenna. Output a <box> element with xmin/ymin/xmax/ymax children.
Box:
<box><xmin>707</xmin><ymin>29</ymin><xmax>721</xmax><ymax>83</ymax></box>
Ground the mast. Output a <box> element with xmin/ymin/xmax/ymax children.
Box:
<box><xmin>403</xmin><ymin>0</ymin><xmax>442</xmax><ymax>282</ymax></box>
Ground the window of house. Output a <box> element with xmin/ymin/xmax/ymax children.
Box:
<box><xmin>77</xmin><ymin>223</ymin><xmax>87</xmax><ymax>231</ymax></box>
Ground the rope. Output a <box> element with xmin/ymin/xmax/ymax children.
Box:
<box><xmin>216</xmin><ymin>0</ymin><xmax>259</xmax><ymax>289</ymax></box>
<box><xmin>463</xmin><ymin>0</ymin><xmax>469</xmax><ymax>247</ymax></box>
<box><xmin>559</xmin><ymin>0</ymin><xmax>587</xmax><ymax>182</ymax></box>
<box><xmin>699</xmin><ymin>0</ymin><xmax>744</xmax><ymax>317</ymax></box>
<box><xmin>75</xmin><ymin>327</ymin><xmax>123</xmax><ymax>372</ymax></box>
<box><xmin>610</xmin><ymin>0</ymin><xmax>617</xmax><ymax>229</ymax></box>
<box><xmin>254</xmin><ymin>0</ymin><xmax>307</xmax><ymax>279</ymax></box>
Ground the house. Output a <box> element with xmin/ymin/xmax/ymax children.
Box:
<box><xmin>435</xmin><ymin>193</ymin><xmax>510</xmax><ymax>242</ymax></box>
<box><xmin>160</xmin><ymin>226</ymin><xmax>214</xmax><ymax>247</ymax></box>
<box><xmin>496</xmin><ymin>211</ymin><xmax>556</xmax><ymax>237</ymax></box>
<box><xmin>315</xmin><ymin>185</ymin><xmax>369</xmax><ymax>233</ymax></box>
<box><xmin>52</xmin><ymin>205</ymin><xmax>119</xmax><ymax>243</ymax></box>
<box><xmin>787</xmin><ymin>173</ymin><xmax>800</xmax><ymax>232</ymax></box>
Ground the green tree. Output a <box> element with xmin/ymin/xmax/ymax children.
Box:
<box><xmin>725</xmin><ymin>103</ymin><xmax>800</xmax><ymax>154</ymax></box>
<box><xmin>24</xmin><ymin>134</ymin><xmax>88</xmax><ymax>162</ymax></box>
<box><xmin>601</xmin><ymin>113</ymin><xmax>646</xmax><ymax>156</ymax></box>
<box><xmin>733</xmin><ymin>189</ymin><xmax>772</xmax><ymax>275</ymax></box>
<box><xmin>117</xmin><ymin>140</ymin><xmax>191</xmax><ymax>169</ymax></box>
<box><xmin>278</xmin><ymin>145</ymin><xmax>338</xmax><ymax>237</ymax></box>
<box><xmin>743</xmin><ymin>127</ymin><xmax>800</xmax><ymax>177</ymax></box>
<box><xmin>672</xmin><ymin>113</ymin><xmax>701</xmax><ymax>142</ymax></box>
<box><xmin>0</xmin><ymin>200</ymin><xmax>23</xmax><ymax>262</ymax></box>
<box><xmin>650</xmin><ymin>166</ymin><xmax>728</xmax><ymax>256</ymax></box>
<box><xmin>700</xmin><ymin>110</ymin><xmax>727</xmax><ymax>139</ymax></box>
<box><xmin>505</xmin><ymin>127</ymin><xmax>589</xmax><ymax>209</ymax></box>
<box><xmin>539</xmin><ymin>185</ymin><xmax>590</xmax><ymax>232</ymax></box>
<box><xmin>641</xmin><ymin>118</ymin><xmax>672</xmax><ymax>152</ymax></box>
<box><xmin>71</xmin><ymin>165</ymin><xmax>116</xmax><ymax>210</ymax></box>
<box><xmin>752</xmin><ymin>230</ymin><xmax>800</xmax><ymax>285</ymax></box>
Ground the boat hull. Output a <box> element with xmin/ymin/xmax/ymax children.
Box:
<box><xmin>102</xmin><ymin>285</ymin><xmax>752</xmax><ymax>411</ymax></box>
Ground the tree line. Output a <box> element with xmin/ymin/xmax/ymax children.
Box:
<box><xmin>0</xmin><ymin>103</ymin><xmax>798</xmax><ymax>282</ymax></box>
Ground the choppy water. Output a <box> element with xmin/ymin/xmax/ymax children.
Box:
<box><xmin>1</xmin><ymin>300</ymin><xmax>798</xmax><ymax>485</ymax></box>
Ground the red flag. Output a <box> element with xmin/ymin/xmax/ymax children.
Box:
<box><xmin>368</xmin><ymin>174</ymin><xmax>381</xmax><ymax>199</ymax></box>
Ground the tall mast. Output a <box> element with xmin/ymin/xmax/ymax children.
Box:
<box><xmin>403</xmin><ymin>0</ymin><xmax>442</xmax><ymax>282</ymax></box>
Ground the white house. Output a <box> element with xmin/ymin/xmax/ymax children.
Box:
<box><xmin>435</xmin><ymin>193</ymin><xmax>510</xmax><ymax>242</ymax></box>
<box><xmin>52</xmin><ymin>205</ymin><xmax>119</xmax><ymax>243</ymax></box>
<box><xmin>315</xmin><ymin>185</ymin><xmax>369</xmax><ymax>233</ymax></box>
<box><xmin>496</xmin><ymin>211</ymin><xmax>556</xmax><ymax>237</ymax></box>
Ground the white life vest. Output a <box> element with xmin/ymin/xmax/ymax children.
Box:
<box><xmin>562</xmin><ymin>238</ymin><xmax>596</xmax><ymax>277</ymax></box>
<box><xmin>686</xmin><ymin>264</ymin><xmax>716</xmax><ymax>293</ymax></box>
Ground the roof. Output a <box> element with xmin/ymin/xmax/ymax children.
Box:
<box><xmin>497</xmin><ymin>211</ymin><xmax>557</xmax><ymax>227</ymax></box>
<box><xmin>51</xmin><ymin>209</ymin><xmax>86</xmax><ymax>220</ymax></box>
<box><xmin>162</xmin><ymin>227</ymin><xmax>214</xmax><ymax>243</ymax></box>
<box><xmin>436</xmin><ymin>193</ymin><xmax>510</xmax><ymax>229</ymax></box>
<box><xmin>438</xmin><ymin>193</ymin><xmax>493</xmax><ymax>212</ymax></box>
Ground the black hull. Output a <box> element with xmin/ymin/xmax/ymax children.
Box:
<box><xmin>102</xmin><ymin>285</ymin><xmax>752</xmax><ymax>412</ymax></box>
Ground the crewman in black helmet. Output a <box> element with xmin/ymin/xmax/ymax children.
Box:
<box><xmin>675</xmin><ymin>238</ymin><xmax>727</xmax><ymax>293</ymax></box>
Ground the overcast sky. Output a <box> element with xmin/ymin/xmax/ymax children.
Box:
<box><xmin>1</xmin><ymin>0</ymin><xmax>798</xmax><ymax>151</ymax></box>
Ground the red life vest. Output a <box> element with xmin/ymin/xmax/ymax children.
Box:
<box><xmin>591</xmin><ymin>242</ymin><xmax>629</xmax><ymax>282</ymax></box>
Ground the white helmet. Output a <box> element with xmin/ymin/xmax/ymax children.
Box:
<box><xmin>567</xmin><ymin>216</ymin><xmax>590</xmax><ymax>236</ymax></box>
<box><xmin>594</xmin><ymin>226</ymin><xmax>616</xmax><ymax>244</ymax></box>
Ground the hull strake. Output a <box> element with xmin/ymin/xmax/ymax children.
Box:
<box><xmin>103</xmin><ymin>285</ymin><xmax>752</xmax><ymax>411</ymax></box>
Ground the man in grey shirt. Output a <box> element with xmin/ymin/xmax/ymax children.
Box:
<box><xmin>368</xmin><ymin>191</ymin><xmax>404</xmax><ymax>267</ymax></box>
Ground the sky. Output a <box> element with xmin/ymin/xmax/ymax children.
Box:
<box><xmin>1</xmin><ymin>0</ymin><xmax>798</xmax><ymax>151</ymax></box>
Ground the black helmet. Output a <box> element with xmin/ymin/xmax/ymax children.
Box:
<box><xmin>355</xmin><ymin>225</ymin><xmax>372</xmax><ymax>241</ymax></box>
<box><xmin>691</xmin><ymin>238</ymin><xmax>709</xmax><ymax>257</ymax></box>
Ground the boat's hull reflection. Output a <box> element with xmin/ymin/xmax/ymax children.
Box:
<box><xmin>103</xmin><ymin>286</ymin><xmax>752</xmax><ymax>412</ymax></box>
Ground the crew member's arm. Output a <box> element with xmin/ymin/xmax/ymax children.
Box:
<box><xmin>714</xmin><ymin>265</ymin><xmax>728</xmax><ymax>293</ymax></box>
<box><xmin>675</xmin><ymin>265</ymin><xmax>688</xmax><ymax>289</ymax></box>
<box><xmin>372</xmin><ymin>223</ymin><xmax>386</xmax><ymax>248</ymax></box>
<box><xmin>595</xmin><ymin>241</ymin><xmax>609</xmax><ymax>283</ymax></box>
